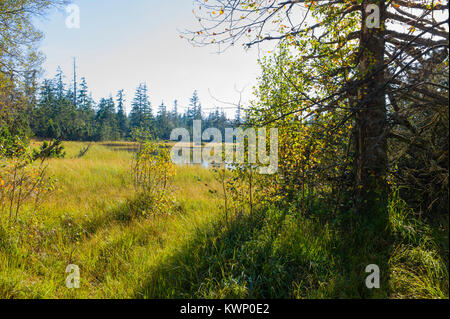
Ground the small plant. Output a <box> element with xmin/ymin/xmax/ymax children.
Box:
<box><xmin>76</xmin><ymin>143</ymin><xmax>91</xmax><ymax>158</ymax></box>
<box><xmin>130</xmin><ymin>128</ymin><xmax>154</xmax><ymax>144</ymax></box>
<box><xmin>0</xmin><ymin>138</ymin><xmax>57</xmax><ymax>223</ymax></box>
<box><xmin>131</xmin><ymin>139</ymin><xmax>176</xmax><ymax>216</ymax></box>
<box><xmin>212</xmin><ymin>164</ymin><xmax>230</xmax><ymax>225</ymax></box>
<box><xmin>32</xmin><ymin>140</ymin><xmax>65</xmax><ymax>159</ymax></box>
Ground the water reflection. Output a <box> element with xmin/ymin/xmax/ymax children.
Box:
<box><xmin>103</xmin><ymin>142</ymin><xmax>237</xmax><ymax>169</ymax></box>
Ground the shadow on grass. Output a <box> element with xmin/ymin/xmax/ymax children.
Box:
<box><xmin>134</xmin><ymin>198</ymin><xmax>394</xmax><ymax>299</ymax></box>
<box><xmin>134</xmin><ymin>209</ymin><xmax>271</xmax><ymax>298</ymax></box>
<box><xmin>331</xmin><ymin>209</ymin><xmax>392</xmax><ymax>298</ymax></box>
<box><xmin>134</xmin><ymin>207</ymin><xmax>334</xmax><ymax>298</ymax></box>
<box><xmin>62</xmin><ymin>194</ymin><xmax>167</xmax><ymax>242</ymax></box>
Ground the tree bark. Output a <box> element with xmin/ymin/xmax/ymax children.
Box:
<box><xmin>354</xmin><ymin>0</ymin><xmax>388</xmax><ymax>217</ymax></box>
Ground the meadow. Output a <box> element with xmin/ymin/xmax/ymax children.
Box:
<box><xmin>1</xmin><ymin>141</ymin><xmax>223</xmax><ymax>298</ymax></box>
<box><xmin>0</xmin><ymin>141</ymin><xmax>448</xmax><ymax>298</ymax></box>
<box><xmin>1</xmin><ymin>0</ymin><xmax>448</xmax><ymax>301</ymax></box>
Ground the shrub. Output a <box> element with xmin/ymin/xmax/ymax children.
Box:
<box><xmin>0</xmin><ymin>138</ymin><xmax>57</xmax><ymax>223</ymax></box>
<box><xmin>131</xmin><ymin>140</ymin><xmax>176</xmax><ymax>216</ymax></box>
<box><xmin>32</xmin><ymin>140</ymin><xmax>65</xmax><ymax>159</ymax></box>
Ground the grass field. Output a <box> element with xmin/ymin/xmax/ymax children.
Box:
<box><xmin>1</xmin><ymin>141</ymin><xmax>223</xmax><ymax>298</ymax></box>
<box><xmin>0</xmin><ymin>141</ymin><xmax>448</xmax><ymax>298</ymax></box>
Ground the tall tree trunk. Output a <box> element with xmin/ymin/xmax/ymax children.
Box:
<box><xmin>355</xmin><ymin>0</ymin><xmax>388</xmax><ymax>218</ymax></box>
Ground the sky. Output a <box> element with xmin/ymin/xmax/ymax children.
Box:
<box><xmin>34</xmin><ymin>0</ymin><xmax>270</xmax><ymax>117</ymax></box>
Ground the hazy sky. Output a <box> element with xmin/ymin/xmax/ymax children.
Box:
<box><xmin>35</xmin><ymin>0</ymin><xmax>271</xmax><ymax>117</ymax></box>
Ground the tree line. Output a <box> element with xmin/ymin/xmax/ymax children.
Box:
<box><xmin>27</xmin><ymin>68</ymin><xmax>237</xmax><ymax>142</ymax></box>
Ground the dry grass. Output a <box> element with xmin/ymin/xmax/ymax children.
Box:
<box><xmin>0</xmin><ymin>141</ymin><xmax>223</xmax><ymax>298</ymax></box>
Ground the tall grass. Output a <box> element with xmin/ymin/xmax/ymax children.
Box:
<box><xmin>0</xmin><ymin>142</ymin><xmax>447</xmax><ymax>298</ymax></box>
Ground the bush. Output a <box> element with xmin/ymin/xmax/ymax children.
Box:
<box><xmin>0</xmin><ymin>137</ymin><xmax>57</xmax><ymax>223</ymax></box>
<box><xmin>32</xmin><ymin>140</ymin><xmax>65</xmax><ymax>159</ymax></box>
<box><xmin>131</xmin><ymin>140</ymin><xmax>176</xmax><ymax>216</ymax></box>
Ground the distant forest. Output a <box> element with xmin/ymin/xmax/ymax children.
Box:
<box><xmin>26</xmin><ymin>67</ymin><xmax>241</xmax><ymax>141</ymax></box>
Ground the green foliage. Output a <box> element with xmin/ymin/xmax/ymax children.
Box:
<box><xmin>131</xmin><ymin>139</ymin><xmax>176</xmax><ymax>217</ymax></box>
<box><xmin>32</xmin><ymin>140</ymin><xmax>65</xmax><ymax>159</ymax></box>
<box><xmin>129</xmin><ymin>83</ymin><xmax>154</xmax><ymax>133</ymax></box>
<box><xmin>0</xmin><ymin>141</ymin><xmax>446</xmax><ymax>299</ymax></box>
<box><xmin>30</xmin><ymin>71</ymin><xmax>234</xmax><ymax>143</ymax></box>
<box><xmin>138</xmin><ymin>192</ymin><xmax>447</xmax><ymax>299</ymax></box>
<box><xmin>0</xmin><ymin>137</ymin><xmax>57</xmax><ymax>223</ymax></box>
<box><xmin>1</xmin><ymin>0</ymin><xmax>447</xmax><ymax>300</ymax></box>
<box><xmin>247</xmin><ymin>45</ymin><xmax>353</xmax><ymax>212</ymax></box>
<box><xmin>388</xmin><ymin>190</ymin><xmax>449</xmax><ymax>298</ymax></box>
<box><xmin>1</xmin><ymin>1</ymin><xmax>67</xmax><ymax>144</ymax></box>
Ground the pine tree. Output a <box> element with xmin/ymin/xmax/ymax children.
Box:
<box><xmin>156</xmin><ymin>101</ymin><xmax>170</xmax><ymax>139</ymax></box>
<box><xmin>96</xmin><ymin>97</ymin><xmax>119</xmax><ymax>141</ymax></box>
<box><xmin>188</xmin><ymin>90</ymin><xmax>202</xmax><ymax>121</ymax></box>
<box><xmin>130</xmin><ymin>83</ymin><xmax>153</xmax><ymax>134</ymax></box>
<box><xmin>77</xmin><ymin>77</ymin><xmax>95</xmax><ymax>140</ymax></box>
<box><xmin>140</xmin><ymin>83</ymin><xmax>153</xmax><ymax>126</ymax></box>
<box><xmin>116</xmin><ymin>89</ymin><xmax>128</xmax><ymax>138</ymax></box>
<box><xmin>55</xmin><ymin>67</ymin><xmax>65</xmax><ymax>101</ymax></box>
<box><xmin>33</xmin><ymin>80</ymin><xmax>59</xmax><ymax>138</ymax></box>
<box><xmin>235</xmin><ymin>104</ymin><xmax>242</xmax><ymax>126</ymax></box>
